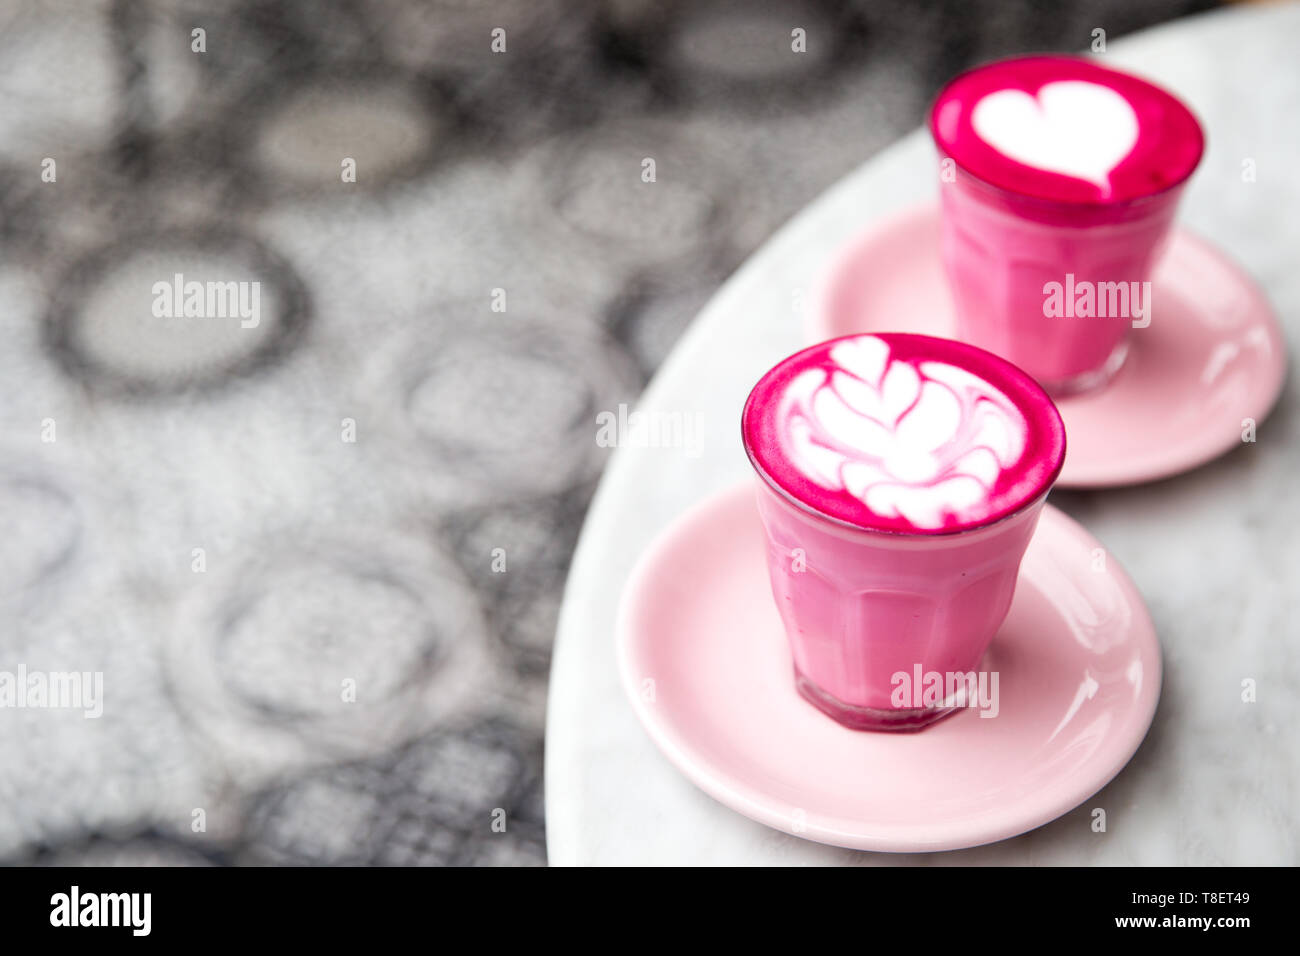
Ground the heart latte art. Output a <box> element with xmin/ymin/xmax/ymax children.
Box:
<box><xmin>929</xmin><ymin>55</ymin><xmax>1204</xmax><ymax>204</ymax></box>
<box><xmin>743</xmin><ymin>334</ymin><xmax>1065</xmax><ymax>533</ymax></box>
<box><xmin>971</xmin><ymin>81</ymin><xmax>1138</xmax><ymax>192</ymax></box>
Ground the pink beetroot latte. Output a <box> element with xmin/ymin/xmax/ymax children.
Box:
<box><xmin>743</xmin><ymin>333</ymin><xmax>1065</xmax><ymax>730</ymax></box>
<box><xmin>929</xmin><ymin>55</ymin><xmax>1205</xmax><ymax>393</ymax></box>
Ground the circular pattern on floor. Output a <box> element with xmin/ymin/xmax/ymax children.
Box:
<box><xmin>357</xmin><ymin>313</ymin><xmax>640</xmax><ymax>506</ymax></box>
<box><xmin>42</xmin><ymin>229</ymin><xmax>310</xmax><ymax>396</ymax></box>
<box><xmin>250</xmin><ymin>73</ymin><xmax>450</xmax><ymax>191</ymax></box>
<box><xmin>526</xmin><ymin>121</ymin><xmax>734</xmax><ymax>273</ymax></box>
<box><xmin>599</xmin><ymin>0</ymin><xmax>864</xmax><ymax>110</ymax></box>
<box><xmin>0</xmin><ymin>469</ymin><xmax>81</xmax><ymax>601</ymax></box>
<box><xmin>165</xmin><ymin>526</ymin><xmax>493</xmax><ymax>782</ymax></box>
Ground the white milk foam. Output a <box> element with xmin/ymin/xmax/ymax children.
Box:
<box><xmin>971</xmin><ymin>80</ymin><xmax>1139</xmax><ymax>191</ymax></box>
<box><xmin>778</xmin><ymin>337</ymin><xmax>1028</xmax><ymax>529</ymax></box>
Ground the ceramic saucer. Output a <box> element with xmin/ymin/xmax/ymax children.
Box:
<box><xmin>617</xmin><ymin>481</ymin><xmax>1161</xmax><ymax>853</ymax></box>
<box><xmin>809</xmin><ymin>203</ymin><xmax>1286</xmax><ymax>487</ymax></box>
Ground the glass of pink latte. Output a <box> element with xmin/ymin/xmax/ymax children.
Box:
<box><xmin>930</xmin><ymin>55</ymin><xmax>1204</xmax><ymax>394</ymax></box>
<box><xmin>743</xmin><ymin>333</ymin><xmax>1066</xmax><ymax>731</ymax></box>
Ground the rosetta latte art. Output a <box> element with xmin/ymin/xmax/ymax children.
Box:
<box><xmin>777</xmin><ymin>336</ymin><xmax>1027</xmax><ymax>530</ymax></box>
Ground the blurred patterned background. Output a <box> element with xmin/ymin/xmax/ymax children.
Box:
<box><xmin>0</xmin><ymin>0</ymin><xmax>1219</xmax><ymax>865</ymax></box>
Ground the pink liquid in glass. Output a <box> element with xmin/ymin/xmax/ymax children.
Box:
<box><xmin>929</xmin><ymin>55</ymin><xmax>1204</xmax><ymax>394</ymax></box>
<box><xmin>742</xmin><ymin>333</ymin><xmax>1066</xmax><ymax>730</ymax></box>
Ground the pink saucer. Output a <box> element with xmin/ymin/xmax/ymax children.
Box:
<box><xmin>809</xmin><ymin>203</ymin><xmax>1287</xmax><ymax>487</ymax></box>
<box><xmin>617</xmin><ymin>482</ymin><xmax>1161</xmax><ymax>853</ymax></box>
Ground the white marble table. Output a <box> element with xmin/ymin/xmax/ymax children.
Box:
<box><xmin>546</xmin><ymin>3</ymin><xmax>1300</xmax><ymax>866</ymax></box>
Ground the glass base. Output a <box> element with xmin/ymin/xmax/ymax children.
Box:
<box><xmin>1040</xmin><ymin>339</ymin><xmax>1130</xmax><ymax>398</ymax></box>
<box><xmin>794</xmin><ymin>668</ymin><xmax>963</xmax><ymax>733</ymax></box>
